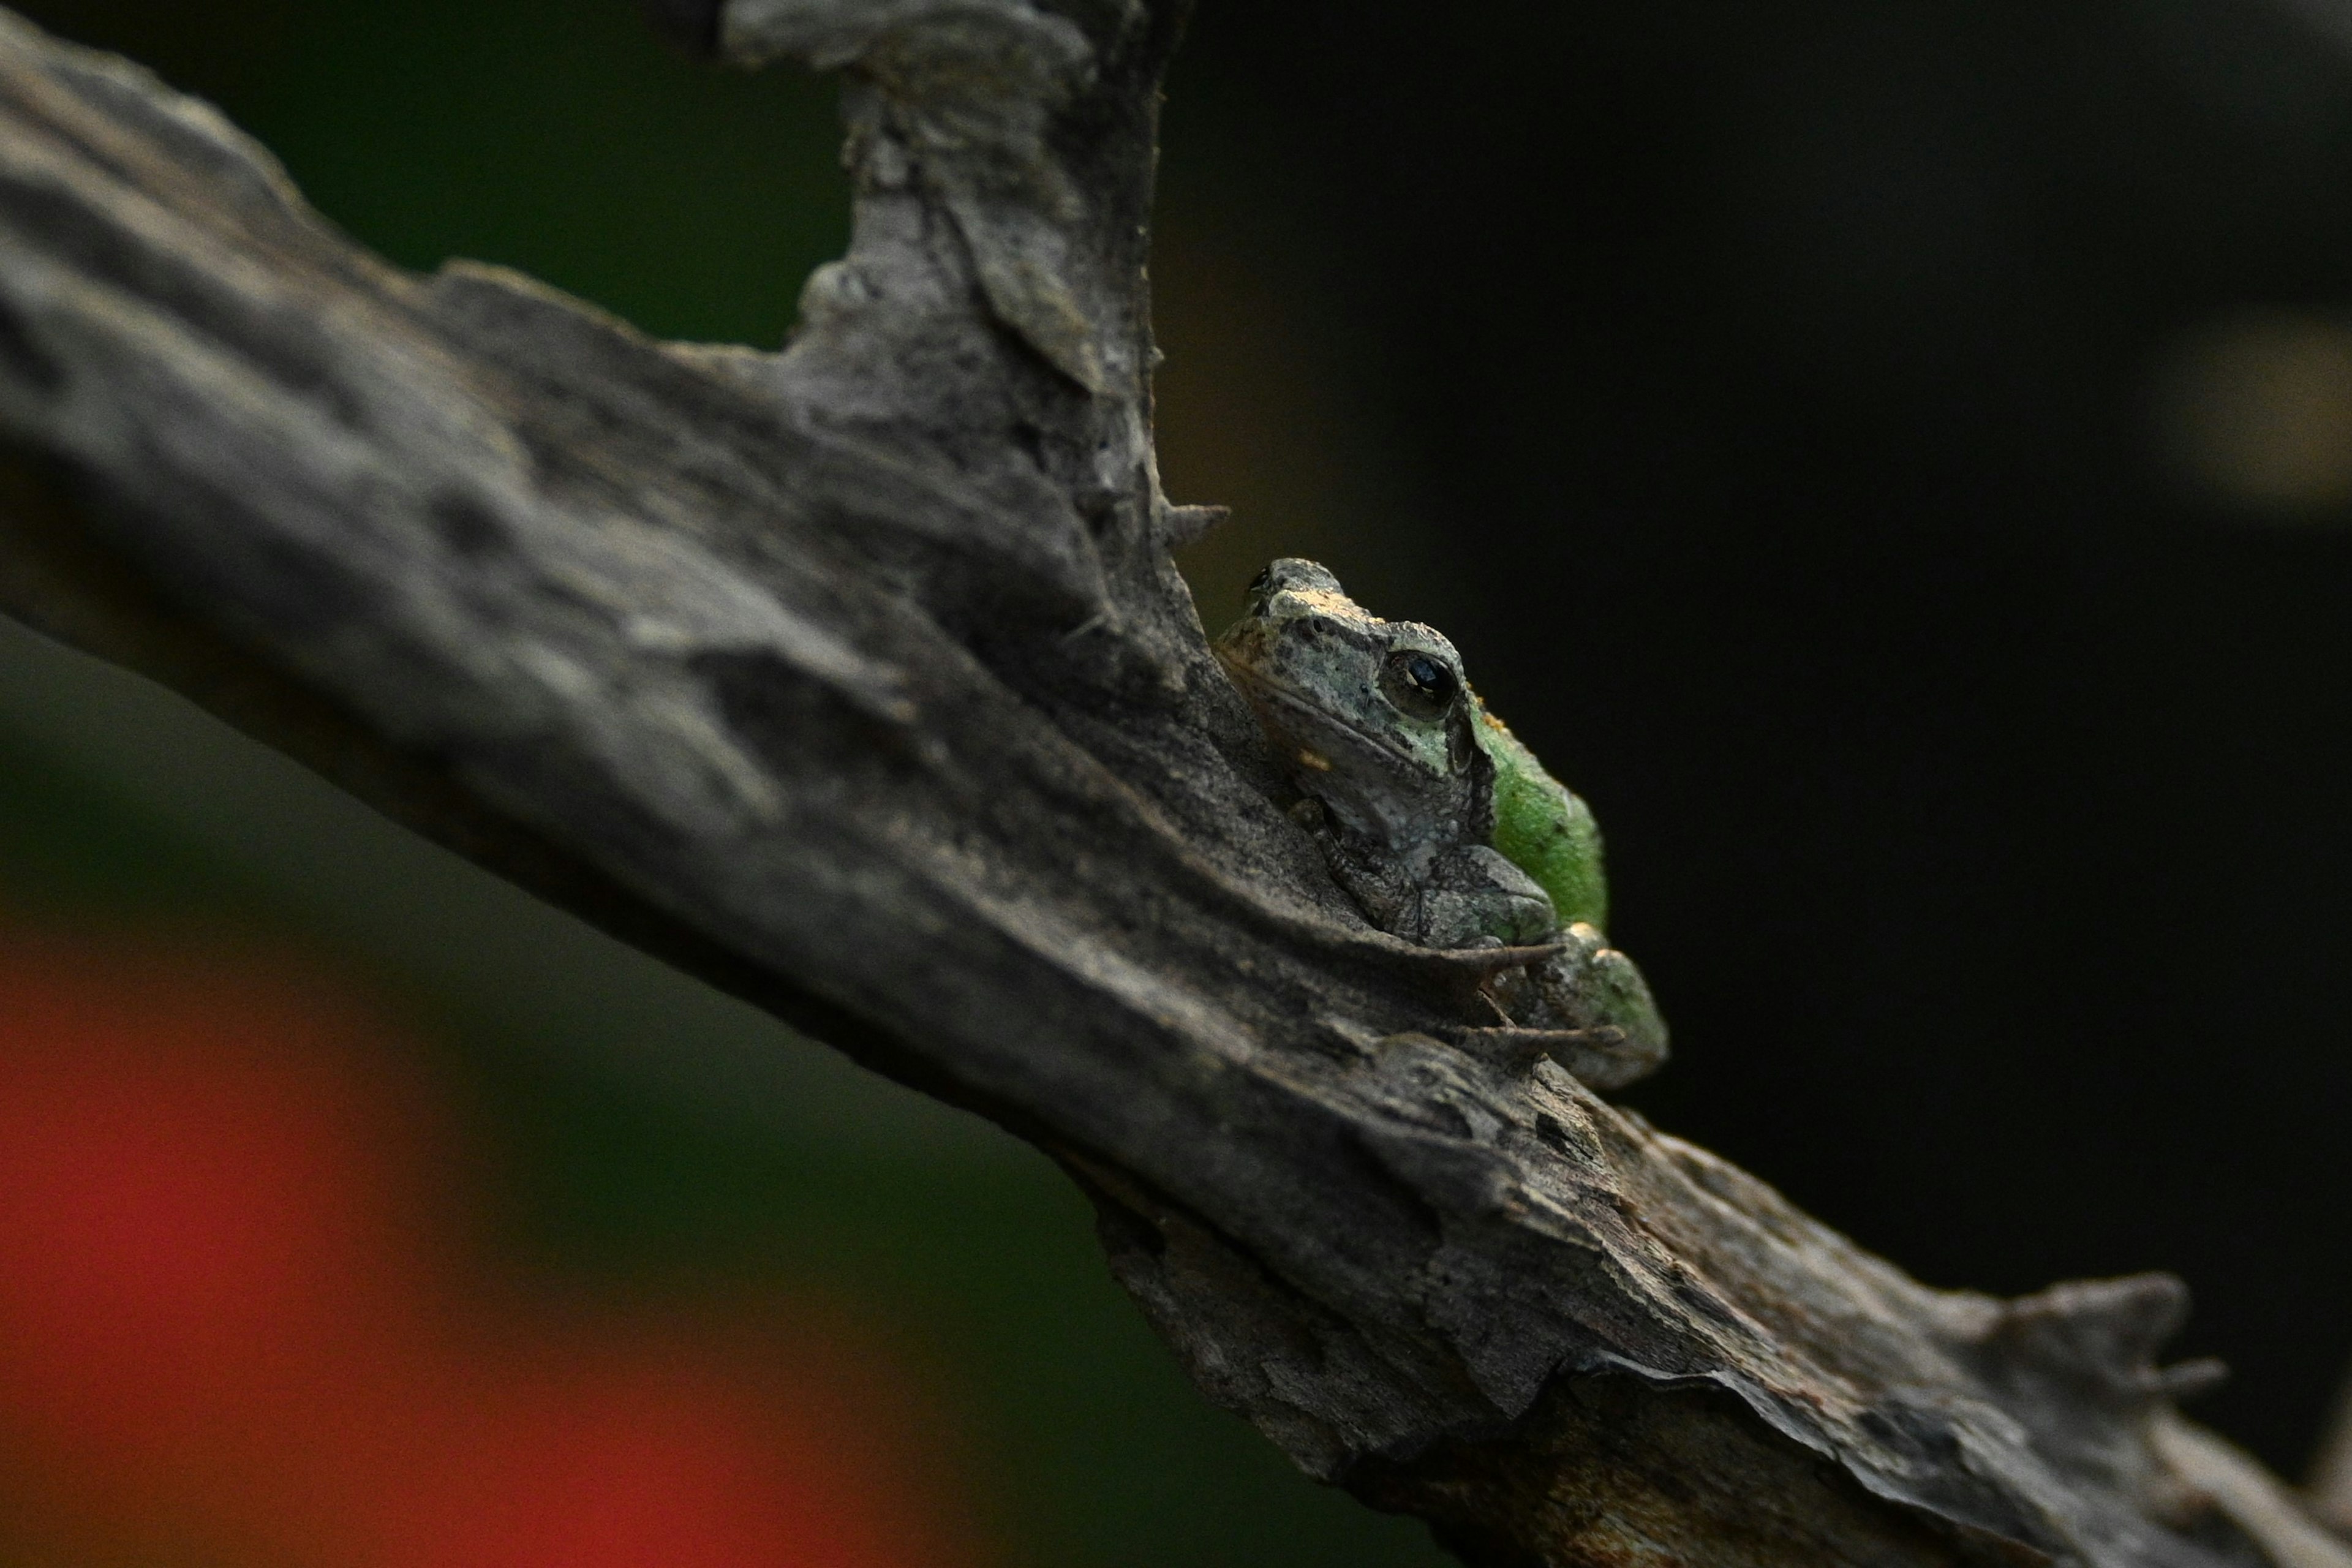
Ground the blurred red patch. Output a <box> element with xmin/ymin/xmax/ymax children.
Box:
<box><xmin>378</xmin><ymin>1329</ymin><xmax>953</xmax><ymax>1568</ymax></box>
<box><xmin>0</xmin><ymin>933</ymin><xmax>436</xmax><ymax>1471</ymax></box>
<box><xmin>0</xmin><ymin>921</ymin><xmax>982</xmax><ymax>1568</ymax></box>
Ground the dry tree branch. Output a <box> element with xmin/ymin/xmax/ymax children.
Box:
<box><xmin>2305</xmin><ymin>1373</ymin><xmax>2352</xmax><ymax>1538</ymax></box>
<box><xmin>0</xmin><ymin>4</ymin><xmax>2338</xmax><ymax>1563</ymax></box>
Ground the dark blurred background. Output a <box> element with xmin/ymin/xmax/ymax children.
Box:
<box><xmin>1</xmin><ymin>0</ymin><xmax>2349</xmax><ymax>1561</ymax></box>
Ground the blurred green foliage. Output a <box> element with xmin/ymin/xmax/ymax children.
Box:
<box><xmin>21</xmin><ymin>0</ymin><xmax>850</xmax><ymax>345</ymax></box>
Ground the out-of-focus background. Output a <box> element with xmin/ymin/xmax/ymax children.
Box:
<box><xmin>1</xmin><ymin>0</ymin><xmax>2350</xmax><ymax>1562</ymax></box>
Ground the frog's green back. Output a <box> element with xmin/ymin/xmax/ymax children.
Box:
<box><xmin>1475</xmin><ymin>704</ymin><xmax>1609</xmax><ymax>932</ymax></box>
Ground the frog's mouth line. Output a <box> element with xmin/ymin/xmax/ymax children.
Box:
<box><xmin>1215</xmin><ymin>655</ymin><xmax>1430</xmax><ymax>774</ymax></box>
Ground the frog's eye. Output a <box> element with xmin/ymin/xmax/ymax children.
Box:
<box><xmin>1380</xmin><ymin>649</ymin><xmax>1460</xmax><ymax>721</ymax></box>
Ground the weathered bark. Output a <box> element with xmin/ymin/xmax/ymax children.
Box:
<box><xmin>2306</xmin><ymin>1371</ymin><xmax>2352</xmax><ymax>1539</ymax></box>
<box><xmin>0</xmin><ymin>4</ymin><xmax>2338</xmax><ymax>1563</ymax></box>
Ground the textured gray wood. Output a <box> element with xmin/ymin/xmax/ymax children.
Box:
<box><xmin>0</xmin><ymin>4</ymin><xmax>2339</xmax><ymax>1563</ymax></box>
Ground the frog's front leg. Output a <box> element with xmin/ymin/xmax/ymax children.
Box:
<box><xmin>1412</xmin><ymin>844</ymin><xmax>1557</xmax><ymax>949</ymax></box>
<box><xmin>1294</xmin><ymin>805</ymin><xmax>1554</xmax><ymax>949</ymax></box>
<box><xmin>1295</xmin><ymin>805</ymin><xmax>1419</xmax><ymax>935</ymax></box>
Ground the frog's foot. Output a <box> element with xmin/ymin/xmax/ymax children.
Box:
<box><xmin>1449</xmin><ymin>1025</ymin><xmax>1662</xmax><ymax>1091</ymax></box>
<box><xmin>1480</xmin><ymin>921</ymin><xmax>1670</xmax><ymax>1088</ymax></box>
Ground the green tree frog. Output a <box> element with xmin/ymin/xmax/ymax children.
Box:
<box><xmin>1212</xmin><ymin>558</ymin><xmax>1668</xmax><ymax>1088</ymax></box>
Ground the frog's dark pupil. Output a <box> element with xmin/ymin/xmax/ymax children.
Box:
<box><xmin>1380</xmin><ymin>649</ymin><xmax>1458</xmax><ymax>720</ymax></box>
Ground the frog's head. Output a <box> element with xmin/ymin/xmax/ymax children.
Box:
<box><xmin>1212</xmin><ymin>558</ymin><xmax>1488</xmax><ymax>856</ymax></box>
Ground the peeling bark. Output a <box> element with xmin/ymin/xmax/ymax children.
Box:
<box><xmin>0</xmin><ymin>5</ymin><xmax>2340</xmax><ymax>1563</ymax></box>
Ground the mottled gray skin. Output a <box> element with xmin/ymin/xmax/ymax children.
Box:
<box><xmin>1211</xmin><ymin>560</ymin><xmax>1668</xmax><ymax>1087</ymax></box>
<box><xmin>1212</xmin><ymin>560</ymin><xmax>1554</xmax><ymax>949</ymax></box>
